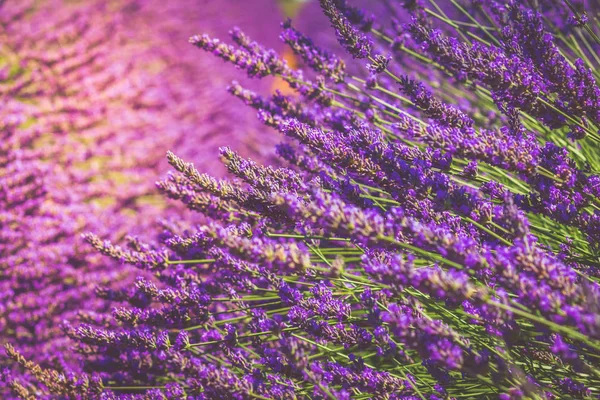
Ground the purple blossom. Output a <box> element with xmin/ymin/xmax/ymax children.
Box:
<box><xmin>320</xmin><ymin>0</ymin><xmax>373</xmax><ymax>59</ymax></box>
<box><xmin>280</xmin><ymin>19</ymin><xmax>347</xmax><ymax>83</ymax></box>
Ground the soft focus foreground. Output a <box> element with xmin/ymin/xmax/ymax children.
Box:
<box><xmin>6</xmin><ymin>0</ymin><xmax>600</xmax><ymax>399</ymax></box>
<box><xmin>0</xmin><ymin>0</ymin><xmax>282</xmax><ymax>397</ymax></box>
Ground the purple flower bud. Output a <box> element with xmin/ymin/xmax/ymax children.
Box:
<box><xmin>320</xmin><ymin>0</ymin><xmax>373</xmax><ymax>59</ymax></box>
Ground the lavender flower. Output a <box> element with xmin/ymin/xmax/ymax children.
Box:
<box><xmin>280</xmin><ymin>19</ymin><xmax>347</xmax><ymax>83</ymax></box>
<box><xmin>320</xmin><ymin>0</ymin><xmax>373</xmax><ymax>59</ymax></box>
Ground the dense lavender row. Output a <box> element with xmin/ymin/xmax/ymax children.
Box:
<box><xmin>0</xmin><ymin>0</ymin><xmax>281</xmax><ymax>398</ymax></box>
<box><xmin>0</xmin><ymin>1</ymin><xmax>161</xmax><ymax>390</ymax></box>
<box><xmin>6</xmin><ymin>0</ymin><xmax>600</xmax><ymax>399</ymax></box>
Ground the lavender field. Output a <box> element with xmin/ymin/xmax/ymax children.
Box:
<box><xmin>2</xmin><ymin>0</ymin><xmax>600</xmax><ymax>399</ymax></box>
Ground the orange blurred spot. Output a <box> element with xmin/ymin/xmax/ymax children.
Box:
<box><xmin>271</xmin><ymin>47</ymin><xmax>298</xmax><ymax>96</ymax></box>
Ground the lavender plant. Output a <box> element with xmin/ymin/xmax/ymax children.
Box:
<box><xmin>7</xmin><ymin>0</ymin><xmax>600</xmax><ymax>399</ymax></box>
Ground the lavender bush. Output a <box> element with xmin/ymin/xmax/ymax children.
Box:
<box><xmin>5</xmin><ymin>0</ymin><xmax>600</xmax><ymax>398</ymax></box>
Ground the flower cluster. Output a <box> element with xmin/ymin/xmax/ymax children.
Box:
<box><xmin>7</xmin><ymin>0</ymin><xmax>600</xmax><ymax>399</ymax></box>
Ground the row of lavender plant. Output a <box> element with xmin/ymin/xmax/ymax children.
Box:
<box><xmin>6</xmin><ymin>0</ymin><xmax>600</xmax><ymax>398</ymax></box>
<box><xmin>0</xmin><ymin>1</ymin><xmax>164</xmax><ymax>391</ymax></box>
<box><xmin>0</xmin><ymin>0</ymin><xmax>281</xmax><ymax>398</ymax></box>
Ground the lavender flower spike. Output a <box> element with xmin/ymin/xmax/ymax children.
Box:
<box><xmin>320</xmin><ymin>0</ymin><xmax>373</xmax><ymax>59</ymax></box>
